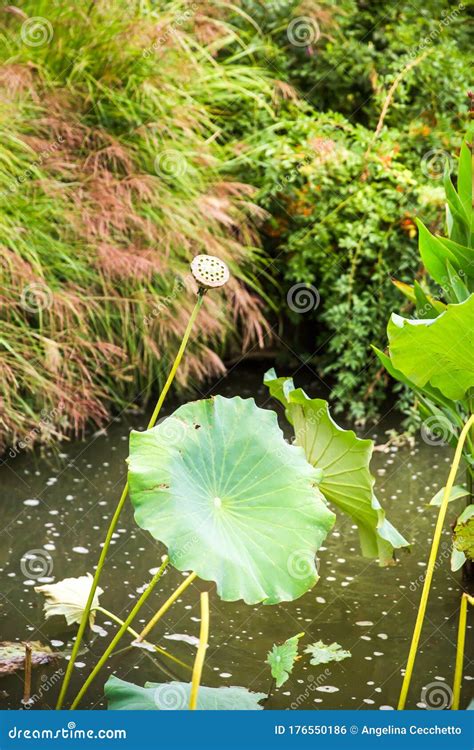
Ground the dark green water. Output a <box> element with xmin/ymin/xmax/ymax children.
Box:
<box><xmin>0</xmin><ymin>364</ymin><xmax>472</xmax><ymax>710</ymax></box>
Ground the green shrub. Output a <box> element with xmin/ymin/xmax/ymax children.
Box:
<box><xmin>227</xmin><ymin>0</ymin><xmax>472</xmax><ymax>420</ymax></box>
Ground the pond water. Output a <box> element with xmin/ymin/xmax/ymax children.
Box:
<box><xmin>0</xmin><ymin>364</ymin><xmax>472</xmax><ymax>710</ymax></box>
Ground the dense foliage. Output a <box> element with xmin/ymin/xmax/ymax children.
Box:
<box><xmin>0</xmin><ymin>0</ymin><xmax>472</xmax><ymax>449</ymax></box>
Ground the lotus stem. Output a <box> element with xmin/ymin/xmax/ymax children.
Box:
<box><xmin>56</xmin><ymin>292</ymin><xmax>204</xmax><ymax>709</ymax></box>
<box><xmin>397</xmin><ymin>413</ymin><xmax>474</xmax><ymax>710</ymax></box>
<box><xmin>137</xmin><ymin>571</ymin><xmax>197</xmax><ymax>642</ymax></box>
<box><xmin>22</xmin><ymin>643</ymin><xmax>32</xmax><ymax>706</ymax></box>
<box><xmin>189</xmin><ymin>592</ymin><xmax>210</xmax><ymax>710</ymax></box>
<box><xmin>452</xmin><ymin>593</ymin><xmax>474</xmax><ymax>709</ymax></box>
<box><xmin>95</xmin><ymin>606</ymin><xmax>191</xmax><ymax>672</ymax></box>
<box><xmin>70</xmin><ymin>558</ymin><xmax>169</xmax><ymax>709</ymax></box>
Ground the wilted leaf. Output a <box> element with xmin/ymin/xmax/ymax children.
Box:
<box><xmin>266</xmin><ymin>632</ymin><xmax>303</xmax><ymax>688</ymax></box>
<box><xmin>304</xmin><ymin>641</ymin><xmax>351</xmax><ymax>666</ymax></box>
<box><xmin>35</xmin><ymin>574</ymin><xmax>103</xmax><ymax>627</ymax></box>
<box><xmin>105</xmin><ymin>676</ymin><xmax>265</xmax><ymax>710</ymax></box>
<box><xmin>128</xmin><ymin>396</ymin><xmax>335</xmax><ymax>605</ymax></box>
<box><xmin>0</xmin><ymin>642</ymin><xmax>59</xmax><ymax>677</ymax></box>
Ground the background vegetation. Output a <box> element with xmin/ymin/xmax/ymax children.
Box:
<box><xmin>0</xmin><ymin>0</ymin><xmax>472</xmax><ymax>451</ymax></box>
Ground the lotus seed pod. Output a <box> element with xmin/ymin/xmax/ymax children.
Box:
<box><xmin>190</xmin><ymin>254</ymin><xmax>230</xmax><ymax>289</ymax></box>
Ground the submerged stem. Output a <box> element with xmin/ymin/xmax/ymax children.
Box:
<box><xmin>70</xmin><ymin>558</ymin><xmax>169</xmax><ymax>709</ymax></box>
<box><xmin>56</xmin><ymin>293</ymin><xmax>204</xmax><ymax>709</ymax></box>
<box><xmin>397</xmin><ymin>413</ymin><xmax>474</xmax><ymax>710</ymax></box>
<box><xmin>189</xmin><ymin>592</ymin><xmax>210</xmax><ymax>710</ymax></box>
<box><xmin>137</xmin><ymin>571</ymin><xmax>197</xmax><ymax>642</ymax></box>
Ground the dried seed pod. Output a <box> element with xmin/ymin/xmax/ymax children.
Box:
<box><xmin>190</xmin><ymin>254</ymin><xmax>230</xmax><ymax>289</ymax></box>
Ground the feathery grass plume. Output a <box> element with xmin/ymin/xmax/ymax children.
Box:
<box><xmin>0</xmin><ymin>0</ymin><xmax>274</xmax><ymax>452</ymax></box>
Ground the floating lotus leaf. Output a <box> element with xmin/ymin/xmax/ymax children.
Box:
<box><xmin>264</xmin><ymin>371</ymin><xmax>408</xmax><ymax>565</ymax></box>
<box><xmin>266</xmin><ymin>632</ymin><xmax>303</xmax><ymax>688</ymax></box>
<box><xmin>105</xmin><ymin>676</ymin><xmax>265</xmax><ymax>710</ymax></box>
<box><xmin>304</xmin><ymin>641</ymin><xmax>351</xmax><ymax>666</ymax></box>
<box><xmin>35</xmin><ymin>574</ymin><xmax>103</xmax><ymax>627</ymax></box>
<box><xmin>128</xmin><ymin>396</ymin><xmax>335</xmax><ymax>605</ymax></box>
<box><xmin>387</xmin><ymin>295</ymin><xmax>474</xmax><ymax>401</ymax></box>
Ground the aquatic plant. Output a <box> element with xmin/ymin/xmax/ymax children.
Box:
<box><xmin>264</xmin><ymin>371</ymin><xmax>409</xmax><ymax>564</ymax></box>
<box><xmin>56</xmin><ymin>255</ymin><xmax>224</xmax><ymax>708</ymax></box>
<box><xmin>67</xmin><ymin>381</ymin><xmax>403</xmax><ymax>706</ymax></box>
<box><xmin>375</xmin><ymin>129</ymin><xmax>474</xmax><ymax>708</ymax></box>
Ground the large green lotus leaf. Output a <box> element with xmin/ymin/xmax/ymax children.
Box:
<box><xmin>128</xmin><ymin>396</ymin><xmax>335</xmax><ymax>605</ymax></box>
<box><xmin>105</xmin><ymin>676</ymin><xmax>265</xmax><ymax>710</ymax></box>
<box><xmin>264</xmin><ymin>371</ymin><xmax>408</xmax><ymax>565</ymax></box>
<box><xmin>387</xmin><ymin>295</ymin><xmax>474</xmax><ymax>401</ymax></box>
<box><xmin>266</xmin><ymin>632</ymin><xmax>303</xmax><ymax>688</ymax></box>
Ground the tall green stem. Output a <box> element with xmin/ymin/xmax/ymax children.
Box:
<box><xmin>452</xmin><ymin>593</ymin><xmax>473</xmax><ymax>710</ymax></box>
<box><xmin>56</xmin><ymin>293</ymin><xmax>204</xmax><ymax>709</ymax></box>
<box><xmin>95</xmin><ymin>606</ymin><xmax>191</xmax><ymax>671</ymax></box>
<box><xmin>70</xmin><ymin>559</ymin><xmax>169</xmax><ymax>709</ymax></box>
<box><xmin>189</xmin><ymin>591</ymin><xmax>209</xmax><ymax>710</ymax></box>
<box><xmin>397</xmin><ymin>414</ymin><xmax>474</xmax><ymax>710</ymax></box>
<box><xmin>137</xmin><ymin>571</ymin><xmax>197</xmax><ymax>642</ymax></box>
